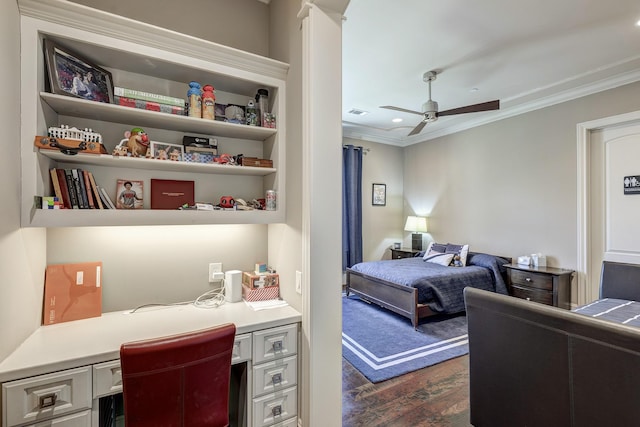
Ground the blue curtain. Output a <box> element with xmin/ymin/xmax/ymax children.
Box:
<box><xmin>342</xmin><ymin>145</ymin><xmax>363</xmax><ymax>270</ymax></box>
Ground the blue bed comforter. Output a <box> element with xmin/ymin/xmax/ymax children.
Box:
<box><xmin>348</xmin><ymin>252</ymin><xmax>509</xmax><ymax>314</ymax></box>
<box><xmin>573</xmin><ymin>298</ymin><xmax>640</xmax><ymax>327</ymax></box>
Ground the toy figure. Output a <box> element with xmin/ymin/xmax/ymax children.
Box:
<box><xmin>125</xmin><ymin>127</ymin><xmax>149</xmax><ymax>157</ymax></box>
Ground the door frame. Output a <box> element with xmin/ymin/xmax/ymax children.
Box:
<box><xmin>577</xmin><ymin>110</ymin><xmax>640</xmax><ymax>304</ymax></box>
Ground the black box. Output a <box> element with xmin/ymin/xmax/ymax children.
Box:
<box><xmin>182</xmin><ymin>135</ymin><xmax>218</xmax><ymax>148</ymax></box>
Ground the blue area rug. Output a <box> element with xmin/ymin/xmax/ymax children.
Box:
<box><xmin>342</xmin><ymin>295</ymin><xmax>469</xmax><ymax>383</ymax></box>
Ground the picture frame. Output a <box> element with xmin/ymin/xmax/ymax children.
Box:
<box><xmin>43</xmin><ymin>38</ymin><xmax>114</xmax><ymax>104</ymax></box>
<box><xmin>372</xmin><ymin>183</ymin><xmax>386</xmax><ymax>206</ymax></box>
<box><xmin>150</xmin><ymin>141</ymin><xmax>184</xmax><ymax>161</ymax></box>
<box><xmin>115</xmin><ymin>179</ymin><xmax>144</xmax><ymax>209</ymax></box>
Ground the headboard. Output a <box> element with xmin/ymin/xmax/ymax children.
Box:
<box><xmin>600</xmin><ymin>260</ymin><xmax>640</xmax><ymax>301</ymax></box>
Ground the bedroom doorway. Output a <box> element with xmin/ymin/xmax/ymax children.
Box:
<box><xmin>578</xmin><ymin>111</ymin><xmax>640</xmax><ymax>304</ymax></box>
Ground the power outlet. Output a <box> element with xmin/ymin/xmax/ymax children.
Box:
<box><xmin>295</xmin><ymin>270</ymin><xmax>302</xmax><ymax>294</ymax></box>
<box><xmin>209</xmin><ymin>262</ymin><xmax>223</xmax><ymax>283</ymax></box>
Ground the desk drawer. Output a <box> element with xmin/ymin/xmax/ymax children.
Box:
<box><xmin>93</xmin><ymin>360</ymin><xmax>122</xmax><ymax>398</ymax></box>
<box><xmin>233</xmin><ymin>333</ymin><xmax>252</xmax><ymax>364</ymax></box>
<box><xmin>3</xmin><ymin>366</ymin><xmax>91</xmax><ymax>427</ymax></box>
<box><xmin>509</xmin><ymin>270</ymin><xmax>553</xmax><ymax>291</ymax></box>
<box><xmin>30</xmin><ymin>409</ymin><xmax>90</xmax><ymax>427</ymax></box>
<box><xmin>253</xmin><ymin>355</ymin><xmax>297</xmax><ymax>397</ymax></box>
<box><xmin>253</xmin><ymin>324</ymin><xmax>297</xmax><ymax>365</ymax></box>
<box><xmin>511</xmin><ymin>285</ymin><xmax>553</xmax><ymax>305</ymax></box>
<box><xmin>252</xmin><ymin>386</ymin><xmax>297</xmax><ymax>427</ymax></box>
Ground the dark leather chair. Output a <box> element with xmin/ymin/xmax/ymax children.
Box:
<box><xmin>120</xmin><ymin>323</ymin><xmax>236</xmax><ymax>427</ymax></box>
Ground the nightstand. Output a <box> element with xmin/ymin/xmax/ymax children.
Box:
<box><xmin>391</xmin><ymin>248</ymin><xmax>420</xmax><ymax>259</ymax></box>
<box><xmin>504</xmin><ymin>263</ymin><xmax>574</xmax><ymax>309</ymax></box>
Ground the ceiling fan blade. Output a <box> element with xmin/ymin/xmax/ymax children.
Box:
<box><xmin>408</xmin><ymin>120</ymin><xmax>427</xmax><ymax>136</ymax></box>
<box><xmin>436</xmin><ymin>100</ymin><xmax>500</xmax><ymax>117</ymax></box>
<box><xmin>380</xmin><ymin>105</ymin><xmax>424</xmax><ymax>116</ymax></box>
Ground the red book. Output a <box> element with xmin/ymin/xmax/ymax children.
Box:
<box><xmin>55</xmin><ymin>168</ymin><xmax>72</xmax><ymax>209</ymax></box>
<box><xmin>151</xmin><ymin>179</ymin><xmax>194</xmax><ymax>209</ymax></box>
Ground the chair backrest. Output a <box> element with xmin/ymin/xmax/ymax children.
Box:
<box><xmin>120</xmin><ymin>323</ymin><xmax>236</xmax><ymax>427</ymax></box>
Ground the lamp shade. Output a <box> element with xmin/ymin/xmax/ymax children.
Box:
<box><xmin>404</xmin><ymin>216</ymin><xmax>428</xmax><ymax>233</ymax></box>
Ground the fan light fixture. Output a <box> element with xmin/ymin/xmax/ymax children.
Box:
<box><xmin>404</xmin><ymin>216</ymin><xmax>428</xmax><ymax>251</ymax></box>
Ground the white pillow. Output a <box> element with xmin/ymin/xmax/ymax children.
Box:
<box><xmin>423</xmin><ymin>253</ymin><xmax>454</xmax><ymax>266</ymax></box>
<box><xmin>447</xmin><ymin>244</ymin><xmax>469</xmax><ymax>267</ymax></box>
<box><xmin>422</xmin><ymin>242</ymin><xmax>448</xmax><ymax>260</ymax></box>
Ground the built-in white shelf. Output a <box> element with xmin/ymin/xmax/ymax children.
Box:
<box><xmin>39</xmin><ymin>150</ymin><xmax>276</xmax><ymax>176</ymax></box>
<box><xmin>41</xmin><ymin>93</ymin><xmax>277</xmax><ymax>141</ymax></box>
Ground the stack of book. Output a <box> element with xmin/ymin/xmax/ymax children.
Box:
<box><xmin>48</xmin><ymin>168</ymin><xmax>117</xmax><ymax>209</ymax></box>
<box><xmin>114</xmin><ymin>86</ymin><xmax>186</xmax><ymax>116</ymax></box>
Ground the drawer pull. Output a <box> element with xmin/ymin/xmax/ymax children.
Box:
<box><xmin>525</xmin><ymin>277</ymin><xmax>532</xmax><ymax>282</ymax></box>
<box><xmin>272</xmin><ymin>404</ymin><xmax>283</xmax><ymax>417</ymax></box>
<box><xmin>273</xmin><ymin>340</ymin><xmax>283</xmax><ymax>352</ymax></box>
<box><xmin>39</xmin><ymin>393</ymin><xmax>57</xmax><ymax>408</ymax></box>
<box><xmin>272</xmin><ymin>372</ymin><xmax>282</xmax><ymax>385</ymax></box>
<box><xmin>526</xmin><ymin>297</ymin><xmax>531</xmax><ymax>301</ymax></box>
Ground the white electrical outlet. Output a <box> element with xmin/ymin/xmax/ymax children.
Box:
<box><xmin>296</xmin><ymin>270</ymin><xmax>302</xmax><ymax>294</ymax></box>
<box><xmin>209</xmin><ymin>262</ymin><xmax>223</xmax><ymax>283</ymax></box>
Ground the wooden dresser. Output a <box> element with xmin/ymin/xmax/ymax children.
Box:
<box><xmin>504</xmin><ymin>263</ymin><xmax>574</xmax><ymax>309</ymax></box>
<box><xmin>391</xmin><ymin>248</ymin><xmax>420</xmax><ymax>259</ymax></box>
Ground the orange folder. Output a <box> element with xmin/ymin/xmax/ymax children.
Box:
<box><xmin>43</xmin><ymin>261</ymin><xmax>102</xmax><ymax>325</ymax></box>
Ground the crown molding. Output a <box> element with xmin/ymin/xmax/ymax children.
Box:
<box><xmin>344</xmin><ymin>67</ymin><xmax>640</xmax><ymax>147</ymax></box>
<box><xmin>18</xmin><ymin>0</ymin><xmax>289</xmax><ymax>81</ymax></box>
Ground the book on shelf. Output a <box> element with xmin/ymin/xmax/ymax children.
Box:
<box><xmin>113</xmin><ymin>86</ymin><xmax>185</xmax><ymax>107</ymax></box>
<box><xmin>54</xmin><ymin>169</ymin><xmax>72</xmax><ymax>209</ymax></box>
<box><xmin>115</xmin><ymin>179</ymin><xmax>144</xmax><ymax>209</ymax></box>
<box><xmin>98</xmin><ymin>186</ymin><xmax>117</xmax><ymax>210</ymax></box>
<box><xmin>87</xmin><ymin>171</ymin><xmax>104</xmax><ymax>209</ymax></box>
<box><xmin>151</xmin><ymin>179</ymin><xmax>194</xmax><ymax>209</ymax></box>
<box><xmin>72</xmin><ymin>169</ymin><xmax>89</xmax><ymax>209</ymax></box>
<box><xmin>63</xmin><ymin>169</ymin><xmax>79</xmax><ymax>209</ymax></box>
<box><xmin>114</xmin><ymin>96</ymin><xmax>186</xmax><ymax>116</ymax></box>
<box><xmin>82</xmin><ymin>170</ymin><xmax>95</xmax><ymax>209</ymax></box>
<box><xmin>50</xmin><ymin>169</ymin><xmax>63</xmax><ymax>203</ymax></box>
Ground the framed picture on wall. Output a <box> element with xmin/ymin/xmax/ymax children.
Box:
<box><xmin>372</xmin><ymin>183</ymin><xmax>386</xmax><ymax>206</ymax></box>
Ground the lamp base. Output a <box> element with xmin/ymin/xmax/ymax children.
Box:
<box><xmin>411</xmin><ymin>233</ymin><xmax>423</xmax><ymax>251</ymax></box>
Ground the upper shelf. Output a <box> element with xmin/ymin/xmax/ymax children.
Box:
<box><xmin>41</xmin><ymin>93</ymin><xmax>277</xmax><ymax>141</ymax></box>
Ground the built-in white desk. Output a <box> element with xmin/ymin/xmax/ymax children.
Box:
<box><xmin>0</xmin><ymin>302</ymin><xmax>301</xmax><ymax>427</ymax></box>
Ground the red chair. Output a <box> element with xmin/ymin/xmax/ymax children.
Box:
<box><xmin>120</xmin><ymin>323</ymin><xmax>236</xmax><ymax>427</ymax></box>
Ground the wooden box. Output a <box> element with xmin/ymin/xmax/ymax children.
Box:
<box><xmin>242</xmin><ymin>272</ymin><xmax>279</xmax><ymax>288</ymax></box>
<box><xmin>241</xmin><ymin>157</ymin><xmax>273</xmax><ymax>168</ymax></box>
<box><xmin>34</xmin><ymin>136</ymin><xmax>108</xmax><ymax>155</ymax></box>
<box><xmin>242</xmin><ymin>283</ymin><xmax>280</xmax><ymax>302</ymax></box>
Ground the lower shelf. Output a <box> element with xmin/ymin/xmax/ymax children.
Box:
<box><xmin>27</xmin><ymin>208</ymin><xmax>283</xmax><ymax>227</ymax></box>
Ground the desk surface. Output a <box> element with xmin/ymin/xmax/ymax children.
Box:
<box><xmin>0</xmin><ymin>301</ymin><xmax>301</xmax><ymax>382</ymax></box>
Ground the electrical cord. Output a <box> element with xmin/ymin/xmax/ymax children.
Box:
<box><xmin>129</xmin><ymin>280</ymin><xmax>226</xmax><ymax>313</ymax></box>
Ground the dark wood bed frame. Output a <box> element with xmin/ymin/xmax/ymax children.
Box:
<box><xmin>345</xmin><ymin>254</ymin><xmax>511</xmax><ymax>329</ymax></box>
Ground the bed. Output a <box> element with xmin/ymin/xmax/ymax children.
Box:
<box><xmin>345</xmin><ymin>251</ymin><xmax>510</xmax><ymax>329</ymax></box>
<box><xmin>464</xmin><ymin>260</ymin><xmax>640</xmax><ymax>427</ymax></box>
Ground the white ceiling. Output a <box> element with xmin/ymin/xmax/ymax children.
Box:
<box><xmin>342</xmin><ymin>0</ymin><xmax>640</xmax><ymax>146</ymax></box>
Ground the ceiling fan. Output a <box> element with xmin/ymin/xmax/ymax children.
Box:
<box><xmin>381</xmin><ymin>70</ymin><xmax>500</xmax><ymax>136</ymax></box>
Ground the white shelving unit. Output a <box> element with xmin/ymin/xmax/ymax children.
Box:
<box><xmin>19</xmin><ymin>0</ymin><xmax>288</xmax><ymax>228</ymax></box>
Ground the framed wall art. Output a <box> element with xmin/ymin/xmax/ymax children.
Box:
<box><xmin>150</xmin><ymin>141</ymin><xmax>184</xmax><ymax>161</ymax></box>
<box><xmin>372</xmin><ymin>183</ymin><xmax>386</xmax><ymax>206</ymax></box>
<box><xmin>44</xmin><ymin>38</ymin><xmax>114</xmax><ymax>104</ymax></box>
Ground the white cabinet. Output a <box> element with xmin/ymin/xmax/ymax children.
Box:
<box><xmin>251</xmin><ymin>323</ymin><xmax>298</xmax><ymax>427</ymax></box>
<box><xmin>19</xmin><ymin>0</ymin><xmax>287</xmax><ymax>228</ymax></box>
<box><xmin>2</xmin><ymin>367</ymin><xmax>92</xmax><ymax>427</ymax></box>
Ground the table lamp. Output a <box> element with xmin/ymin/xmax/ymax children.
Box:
<box><xmin>404</xmin><ymin>216</ymin><xmax>428</xmax><ymax>251</ymax></box>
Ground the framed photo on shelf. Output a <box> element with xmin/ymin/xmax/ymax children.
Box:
<box><xmin>43</xmin><ymin>39</ymin><xmax>114</xmax><ymax>104</ymax></box>
<box><xmin>115</xmin><ymin>179</ymin><xmax>144</xmax><ymax>209</ymax></box>
<box><xmin>372</xmin><ymin>183</ymin><xmax>386</xmax><ymax>206</ymax></box>
<box><xmin>150</xmin><ymin>141</ymin><xmax>184</xmax><ymax>161</ymax></box>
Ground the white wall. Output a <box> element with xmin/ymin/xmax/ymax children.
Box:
<box><xmin>403</xmin><ymin>81</ymin><xmax>640</xmax><ymax>274</ymax></box>
<box><xmin>68</xmin><ymin>0</ymin><xmax>270</xmax><ymax>56</ymax></box>
<box><xmin>344</xmin><ymin>137</ymin><xmax>404</xmax><ymax>261</ymax></box>
<box><xmin>0</xmin><ymin>0</ymin><xmax>47</xmax><ymax>361</ymax></box>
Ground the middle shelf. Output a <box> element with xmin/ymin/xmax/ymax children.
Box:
<box><xmin>39</xmin><ymin>150</ymin><xmax>276</xmax><ymax>177</ymax></box>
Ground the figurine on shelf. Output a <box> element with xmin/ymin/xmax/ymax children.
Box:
<box><xmin>125</xmin><ymin>127</ymin><xmax>150</xmax><ymax>157</ymax></box>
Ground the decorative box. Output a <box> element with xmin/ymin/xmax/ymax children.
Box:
<box><xmin>183</xmin><ymin>153</ymin><xmax>215</xmax><ymax>163</ymax></box>
<box><xmin>242</xmin><ymin>283</ymin><xmax>280</xmax><ymax>302</ymax></box>
<box><xmin>242</xmin><ymin>272</ymin><xmax>279</xmax><ymax>288</ymax></box>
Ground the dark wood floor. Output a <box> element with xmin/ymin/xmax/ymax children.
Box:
<box><xmin>342</xmin><ymin>355</ymin><xmax>472</xmax><ymax>427</ymax></box>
